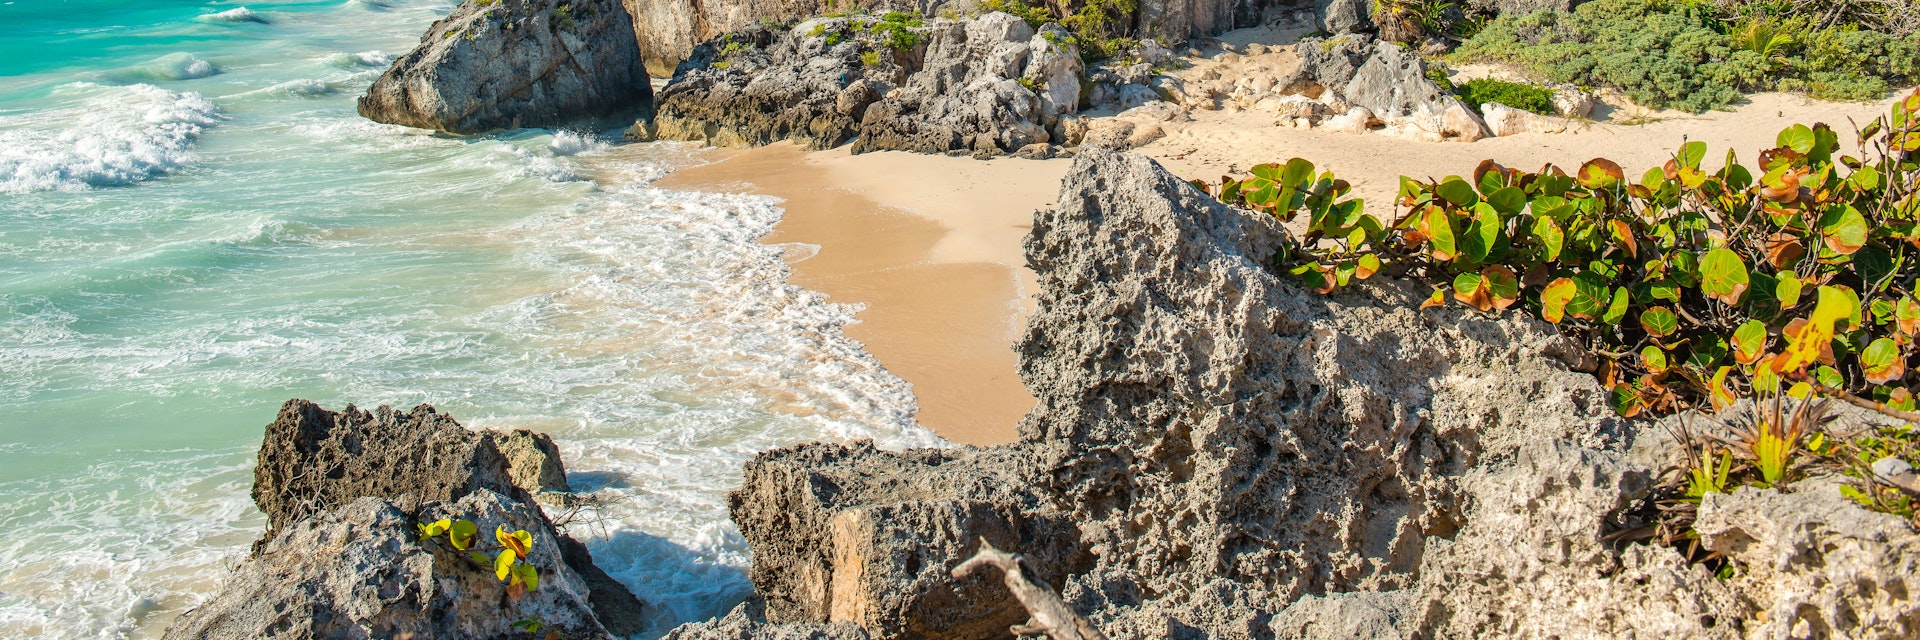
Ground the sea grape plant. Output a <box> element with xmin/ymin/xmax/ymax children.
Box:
<box><xmin>417</xmin><ymin>517</ymin><xmax>542</xmax><ymax>596</ymax></box>
<box><xmin>1192</xmin><ymin>88</ymin><xmax>1920</xmax><ymax>419</ymax></box>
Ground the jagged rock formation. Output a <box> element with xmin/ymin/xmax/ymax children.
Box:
<box><xmin>673</xmin><ymin>151</ymin><xmax>1920</xmax><ymax>639</ymax></box>
<box><xmin>165</xmin><ymin>491</ymin><xmax>611</xmax><ymax>640</ymax></box>
<box><xmin>642</xmin><ymin>13</ymin><xmax>1085</xmax><ymax>157</ymax></box>
<box><xmin>169</xmin><ymin>400</ymin><xmax>650</xmax><ymax>639</ymax></box>
<box><xmin>358</xmin><ymin>0</ymin><xmax>652</xmax><ymax>134</ymax></box>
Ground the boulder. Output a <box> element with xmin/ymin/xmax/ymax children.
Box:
<box><xmin>641</xmin><ymin>21</ymin><xmax>886</xmax><ymax>150</ymax></box>
<box><xmin>1480</xmin><ymin>101</ymin><xmax>1568</xmax><ymax>136</ymax></box>
<box><xmin>358</xmin><ymin>0</ymin><xmax>651</xmax><ymax>134</ymax></box>
<box><xmin>197</xmin><ymin>400</ymin><xmax>651</xmax><ymax>638</ymax></box>
<box><xmin>649</xmin><ymin>13</ymin><xmax>1077</xmax><ymax>156</ymax></box>
<box><xmin>253</xmin><ymin>400</ymin><xmax>550</xmax><ymax>530</ymax></box>
<box><xmin>1316</xmin><ymin>0</ymin><xmax>1375</xmax><ymax>34</ymax></box>
<box><xmin>1294</xmin><ymin>37</ymin><xmax>1488</xmax><ymax>140</ymax></box>
<box><xmin>729</xmin><ymin>442</ymin><xmax>1089</xmax><ymax>639</ymax></box>
<box><xmin>1553</xmin><ymin>84</ymin><xmax>1595</xmax><ymax>118</ymax></box>
<box><xmin>164</xmin><ymin>491</ymin><xmax>611</xmax><ymax>640</ymax></box>
<box><xmin>853</xmin><ymin>14</ymin><xmax>1056</xmax><ymax>156</ymax></box>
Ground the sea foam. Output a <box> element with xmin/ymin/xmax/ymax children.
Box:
<box><xmin>196</xmin><ymin>7</ymin><xmax>268</xmax><ymax>23</ymax></box>
<box><xmin>84</xmin><ymin>53</ymin><xmax>219</xmax><ymax>84</ymax></box>
<box><xmin>0</xmin><ymin>83</ymin><xmax>222</xmax><ymax>193</ymax></box>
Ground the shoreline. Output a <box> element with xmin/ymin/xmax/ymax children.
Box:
<box><xmin>656</xmin><ymin>142</ymin><xmax>1070</xmax><ymax>446</ymax></box>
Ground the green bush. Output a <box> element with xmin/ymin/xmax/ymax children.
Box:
<box><xmin>1455</xmin><ymin>0</ymin><xmax>1918</xmax><ymax>112</ymax></box>
<box><xmin>1192</xmin><ymin>90</ymin><xmax>1920</xmax><ymax>420</ymax></box>
<box><xmin>1454</xmin><ymin>78</ymin><xmax>1556</xmax><ymax>115</ymax></box>
<box><xmin>983</xmin><ymin>0</ymin><xmax>1135</xmax><ymax>62</ymax></box>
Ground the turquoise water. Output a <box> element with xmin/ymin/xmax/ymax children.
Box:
<box><xmin>0</xmin><ymin>2</ymin><xmax>939</xmax><ymax>637</ymax></box>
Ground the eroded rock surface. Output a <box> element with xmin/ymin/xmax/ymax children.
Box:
<box><xmin>176</xmin><ymin>400</ymin><xmax>650</xmax><ymax>639</ymax></box>
<box><xmin>165</xmin><ymin>491</ymin><xmax>610</xmax><ymax>640</ymax></box>
<box><xmin>359</xmin><ymin>0</ymin><xmax>651</xmax><ymax>134</ymax></box>
<box><xmin>690</xmin><ymin>151</ymin><xmax>1920</xmax><ymax>639</ymax></box>
<box><xmin>645</xmin><ymin>13</ymin><xmax>1083</xmax><ymax>156</ymax></box>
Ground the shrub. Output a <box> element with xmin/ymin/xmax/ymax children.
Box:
<box><xmin>982</xmin><ymin>0</ymin><xmax>1135</xmax><ymax>62</ymax></box>
<box><xmin>861</xmin><ymin>49</ymin><xmax>883</xmax><ymax>66</ymax></box>
<box><xmin>1191</xmin><ymin>90</ymin><xmax>1920</xmax><ymax>421</ymax></box>
<box><xmin>1454</xmin><ymin>77</ymin><xmax>1556</xmax><ymax>115</ymax></box>
<box><xmin>861</xmin><ymin>12</ymin><xmax>924</xmax><ymax>51</ymax></box>
<box><xmin>1457</xmin><ymin>0</ymin><xmax>1918</xmax><ymax>111</ymax></box>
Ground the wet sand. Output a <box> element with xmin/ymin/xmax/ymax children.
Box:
<box><xmin>657</xmin><ymin>143</ymin><xmax>1069</xmax><ymax>445</ymax></box>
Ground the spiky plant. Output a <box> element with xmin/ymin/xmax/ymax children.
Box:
<box><xmin>1716</xmin><ymin>394</ymin><xmax>1834</xmax><ymax>487</ymax></box>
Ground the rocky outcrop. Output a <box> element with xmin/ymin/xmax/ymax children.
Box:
<box><xmin>359</xmin><ymin>0</ymin><xmax>652</xmax><ymax>134</ymax></box>
<box><xmin>1314</xmin><ymin>0</ymin><xmax>1374</xmax><ymax>34</ymax></box>
<box><xmin>689</xmin><ymin>151</ymin><xmax>1920</xmax><ymax>639</ymax></box>
<box><xmin>165</xmin><ymin>491</ymin><xmax>611</xmax><ymax>640</ymax></box>
<box><xmin>1299</xmin><ymin>35</ymin><xmax>1489</xmax><ymax>140</ymax></box>
<box><xmin>173</xmin><ymin>400</ymin><xmax>650</xmax><ymax>639</ymax></box>
<box><xmin>644</xmin><ymin>13</ymin><xmax>1085</xmax><ymax>157</ymax></box>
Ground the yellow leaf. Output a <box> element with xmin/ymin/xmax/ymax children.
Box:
<box><xmin>495</xmin><ymin>548</ymin><xmax>517</xmax><ymax>581</ymax></box>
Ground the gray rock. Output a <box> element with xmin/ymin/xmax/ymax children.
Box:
<box><xmin>237</xmin><ymin>400</ymin><xmax>650</xmax><ymax>636</ymax></box>
<box><xmin>358</xmin><ymin>0</ymin><xmax>651</xmax><ymax>134</ymax></box>
<box><xmin>729</xmin><ymin>441</ymin><xmax>1089</xmax><ymax>639</ymax></box>
<box><xmin>665</xmin><ymin>598</ymin><xmax>870</xmax><ymax>640</ymax></box>
<box><xmin>643</xmin><ymin>21</ymin><xmax>889</xmax><ymax>150</ymax></box>
<box><xmin>1316</xmin><ymin>0</ymin><xmax>1375</xmax><ymax>34</ymax></box>
<box><xmin>1296</xmin><ymin>37</ymin><xmax>1489</xmax><ymax>140</ymax></box>
<box><xmin>1695</xmin><ymin>483</ymin><xmax>1920</xmax><ymax>638</ymax></box>
<box><xmin>164</xmin><ymin>491</ymin><xmax>611</xmax><ymax>640</ymax></box>
<box><xmin>1026</xmin><ymin>24</ymin><xmax>1085</xmax><ymax>118</ymax></box>
<box><xmin>649</xmin><ymin>13</ymin><xmax>1071</xmax><ymax>156</ymax></box>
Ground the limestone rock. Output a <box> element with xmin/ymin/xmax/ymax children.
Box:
<box><xmin>1339</xmin><ymin>41</ymin><xmax>1489</xmax><ymax>141</ymax></box>
<box><xmin>1553</xmin><ymin>84</ymin><xmax>1595</xmax><ymax>118</ymax></box>
<box><xmin>252</xmin><ymin>400</ymin><xmax>535</xmax><ymax>530</ymax></box>
<box><xmin>651</xmin><ymin>13</ymin><xmax>1076</xmax><ymax>156</ymax></box>
<box><xmin>1480</xmin><ymin>101</ymin><xmax>1568</xmax><ymax>136</ymax></box>
<box><xmin>358</xmin><ymin>0</ymin><xmax>651</xmax><ymax>134</ymax></box>
<box><xmin>242</xmin><ymin>399</ymin><xmax>650</xmax><ymax>635</ymax></box>
<box><xmin>164</xmin><ymin>491</ymin><xmax>611</xmax><ymax>640</ymax></box>
<box><xmin>644</xmin><ymin>21</ymin><xmax>887</xmax><ymax>150</ymax></box>
<box><xmin>1026</xmin><ymin>24</ymin><xmax>1085</xmax><ymax>118</ymax></box>
<box><xmin>1694</xmin><ymin>483</ymin><xmax>1920</xmax><ymax>638</ymax></box>
<box><xmin>729</xmin><ymin>441</ymin><xmax>1089</xmax><ymax>639</ymax></box>
<box><xmin>1316</xmin><ymin>0</ymin><xmax>1375</xmax><ymax>34</ymax></box>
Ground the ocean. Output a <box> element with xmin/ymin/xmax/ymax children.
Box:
<box><xmin>0</xmin><ymin>1</ymin><xmax>942</xmax><ymax>636</ymax></box>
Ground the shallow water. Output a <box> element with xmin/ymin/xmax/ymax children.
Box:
<box><xmin>0</xmin><ymin>2</ymin><xmax>939</xmax><ymax>637</ymax></box>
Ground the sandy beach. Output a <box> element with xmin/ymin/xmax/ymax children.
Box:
<box><xmin>658</xmin><ymin>143</ymin><xmax>1068</xmax><ymax>446</ymax></box>
<box><xmin>656</xmin><ymin>88</ymin><xmax>1903</xmax><ymax>447</ymax></box>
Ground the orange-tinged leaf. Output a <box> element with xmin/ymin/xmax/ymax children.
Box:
<box><xmin>1861</xmin><ymin>337</ymin><xmax>1905</xmax><ymax>384</ymax></box>
<box><xmin>1421</xmin><ymin>287</ymin><xmax>1447</xmax><ymax>309</ymax></box>
<box><xmin>1608</xmin><ymin>219</ymin><xmax>1637</xmax><ymax>258</ymax></box>
<box><xmin>1732</xmin><ymin>320</ymin><xmax>1768</xmax><ymax>365</ymax></box>
<box><xmin>1709</xmin><ymin>366</ymin><xmax>1737</xmax><ymax>411</ymax></box>
<box><xmin>1765</xmin><ymin>235</ymin><xmax>1805</xmax><ymax>270</ymax></box>
<box><xmin>1481</xmin><ymin>265</ymin><xmax>1520</xmax><ymax>311</ymax></box>
<box><xmin>1578</xmin><ymin>158</ymin><xmax>1625</xmax><ymax>189</ymax></box>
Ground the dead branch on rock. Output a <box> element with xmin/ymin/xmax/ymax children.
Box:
<box><xmin>951</xmin><ymin>537</ymin><xmax>1108</xmax><ymax>640</ymax></box>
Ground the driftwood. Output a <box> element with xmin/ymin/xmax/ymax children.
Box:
<box><xmin>951</xmin><ymin>537</ymin><xmax>1108</xmax><ymax>640</ymax></box>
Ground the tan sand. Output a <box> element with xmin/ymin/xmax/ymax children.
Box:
<box><xmin>657</xmin><ymin>143</ymin><xmax>1069</xmax><ymax>446</ymax></box>
<box><xmin>1139</xmin><ymin>91</ymin><xmax>1904</xmax><ymax>211</ymax></box>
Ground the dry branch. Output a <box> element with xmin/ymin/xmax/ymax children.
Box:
<box><xmin>951</xmin><ymin>537</ymin><xmax>1108</xmax><ymax>640</ymax></box>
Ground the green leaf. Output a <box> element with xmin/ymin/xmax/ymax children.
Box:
<box><xmin>1486</xmin><ymin>186</ymin><xmax>1526</xmax><ymax>216</ymax></box>
<box><xmin>449</xmin><ymin>520</ymin><xmax>477</xmax><ymax>551</ymax></box>
<box><xmin>1861</xmin><ymin>337</ymin><xmax>1905</xmax><ymax>384</ymax></box>
<box><xmin>1541</xmin><ymin>277</ymin><xmax>1576</xmax><ymax>323</ymax></box>
<box><xmin>1647</xmin><ymin>279</ymin><xmax>1680</xmax><ymax>302</ymax></box>
<box><xmin>1533</xmin><ymin>216</ymin><xmax>1565</xmax><ymax>262</ymax></box>
<box><xmin>1815</xmin><ymin>365</ymin><xmax>1844</xmax><ymax>389</ymax></box>
<box><xmin>1568</xmin><ymin>272</ymin><xmax>1610</xmax><ymax>320</ymax></box>
<box><xmin>1602</xmin><ymin>286</ymin><xmax>1631</xmax><ymax>324</ymax></box>
<box><xmin>1851</xmin><ymin>165</ymin><xmax>1881</xmax><ymax>191</ymax></box>
<box><xmin>1578</xmin><ymin>158</ymin><xmax>1625</xmax><ymax>190</ymax></box>
<box><xmin>1678</xmin><ymin>140</ymin><xmax>1707</xmax><ymax>169</ymax></box>
<box><xmin>1640</xmin><ymin>306</ymin><xmax>1679</xmax><ymax>337</ymax></box>
<box><xmin>1609</xmin><ymin>383</ymin><xmax>1642</xmax><ymax>417</ymax></box>
<box><xmin>1669</xmin><ymin>250</ymin><xmax>1701</xmax><ymax>288</ymax></box>
<box><xmin>1688</xmin><ymin>334</ymin><xmax>1728</xmax><ymax>369</ymax></box>
<box><xmin>1436</xmin><ymin>178</ymin><xmax>1478</xmax><ymax>207</ymax></box>
<box><xmin>1819</xmin><ymin>205</ymin><xmax>1868</xmax><ymax>254</ymax></box>
<box><xmin>1778</xmin><ymin>124</ymin><xmax>1815</xmax><ymax>154</ymax></box>
<box><xmin>1425</xmin><ymin>207</ymin><xmax>1458</xmax><ymax>261</ymax></box>
<box><xmin>1733</xmin><ymin>320</ymin><xmax>1768</xmax><ymax>364</ymax></box>
<box><xmin>1641</xmin><ymin>345</ymin><xmax>1668</xmax><ymax>372</ymax></box>
<box><xmin>1461</xmin><ymin>203</ymin><xmax>1503</xmax><ymax>263</ymax></box>
<box><xmin>1775</xmin><ymin>273</ymin><xmax>1802</xmax><ymax>308</ymax></box>
<box><xmin>1280</xmin><ymin>158</ymin><xmax>1315</xmax><ymax>188</ymax></box>
<box><xmin>1699</xmin><ymin>248</ymin><xmax>1750</xmax><ymax>305</ymax></box>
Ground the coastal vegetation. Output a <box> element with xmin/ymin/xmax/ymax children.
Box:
<box><xmin>1451</xmin><ymin>0</ymin><xmax>1920</xmax><ymax>111</ymax></box>
<box><xmin>1191</xmin><ymin>91</ymin><xmax>1920</xmax><ymax>561</ymax></box>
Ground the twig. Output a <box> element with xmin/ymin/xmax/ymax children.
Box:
<box><xmin>951</xmin><ymin>538</ymin><xmax>1107</xmax><ymax>640</ymax></box>
<box><xmin>1807</xmin><ymin>379</ymin><xmax>1920</xmax><ymax>425</ymax></box>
